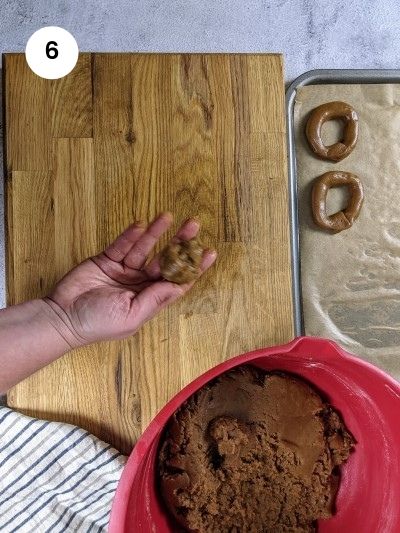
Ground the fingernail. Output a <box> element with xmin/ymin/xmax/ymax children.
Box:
<box><xmin>204</xmin><ymin>248</ymin><xmax>217</xmax><ymax>256</ymax></box>
<box><xmin>160</xmin><ymin>211</ymin><xmax>173</xmax><ymax>221</ymax></box>
<box><xmin>185</xmin><ymin>217</ymin><xmax>200</xmax><ymax>226</ymax></box>
<box><xmin>204</xmin><ymin>249</ymin><xmax>217</xmax><ymax>262</ymax></box>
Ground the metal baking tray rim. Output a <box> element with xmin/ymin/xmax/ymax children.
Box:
<box><xmin>286</xmin><ymin>69</ymin><xmax>400</xmax><ymax>337</ymax></box>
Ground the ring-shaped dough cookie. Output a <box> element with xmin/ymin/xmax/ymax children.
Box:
<box><xmin>312</xmin><ymin>171</ymin><xmax>364</xmax><ymax>233</ymax></box>
<box><xmin>306</xmin><ymin>101</ymin><xmax>359</xmax><ymax>161</ymax></box>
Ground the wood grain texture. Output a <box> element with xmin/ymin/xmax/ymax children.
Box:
<box><xmin>51</xmin><ymin>54</ymin><xmax>93</xmax><ymax>138</ymax></box>
<box><xmin>4</xmin><ymin>53</ymin><xmax>294</xmax><ymax>454</ymax></box>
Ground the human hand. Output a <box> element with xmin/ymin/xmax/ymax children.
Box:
<box><xmin>44</xmin><ymin>213</ymin><xmax>216</xmax><ymax>348</ymax></box>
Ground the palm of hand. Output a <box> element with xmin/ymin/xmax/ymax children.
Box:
<box><xmin>50</xmin><ymin>258</ymin><xmax>148</xmax><ymax>343</ymax></box>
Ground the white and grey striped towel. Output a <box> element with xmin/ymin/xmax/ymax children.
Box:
<box><xmin>0</xmin><ymin>406</ymin><xmax>127</xmax><ymax>532</ymax></box>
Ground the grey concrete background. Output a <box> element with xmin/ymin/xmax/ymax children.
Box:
<box><xmin>1</xmin><ymin>0</ymin><xmax>400</xmax><ymax>307</ymax></box>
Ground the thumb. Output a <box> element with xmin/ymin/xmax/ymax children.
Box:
<box><xmin>128</xmin><ymin>281</ymin><xmax>185</xmax><ymax>326</ymax></box>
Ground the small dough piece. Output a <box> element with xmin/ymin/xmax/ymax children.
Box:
<box><xmin>159</xmin><ymin>238</ymin><xmax>203</xmax><ymax>284</ymax></box>
<box><xmin>306</xmin><ymin>101</ymin><xmax>359</xmax><ymax>161</ymax></box>
<box><xmin>312</xmin><ymin>171</ymin><xmax>364</xmax><ymax>233</ymax></box>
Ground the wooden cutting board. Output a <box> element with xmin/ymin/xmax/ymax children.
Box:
<box><xmin>4</xmin><ymin>53</ymin><xmax>294</xmax><ymax>454</ymax></box>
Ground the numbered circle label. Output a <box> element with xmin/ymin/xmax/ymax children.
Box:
<box><xmin>25</xmin><ymin>27</ymin><xmax>79</xmax><ymax>79</ymax></box>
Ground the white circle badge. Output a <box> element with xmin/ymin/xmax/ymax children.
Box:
<box><xmin>25</xmin><ymin>26</ymin><xmax>79</xmax><ymax>80</ymax></box>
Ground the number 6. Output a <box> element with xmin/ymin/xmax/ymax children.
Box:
<box><xmin>46</xmin><ymin>41</ymin><xmax>58</xmax><ymax>59</ymax></box>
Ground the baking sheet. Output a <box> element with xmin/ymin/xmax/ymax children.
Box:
<box><xmin>294</xmin><ymin>82</ymin><xmax>400</xmax><ymax>381</ymax></box>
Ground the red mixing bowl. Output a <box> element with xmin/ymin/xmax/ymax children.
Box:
<box><xmin>109</xmin><ymin>336</ymin><xmax>400</xmax><ymax>533</ymax></box>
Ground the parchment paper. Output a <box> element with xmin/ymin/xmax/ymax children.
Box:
<box><xmin>294</xmin><ymin>84</ymin><xmax>400</xmax><ymax>381</ymax></box>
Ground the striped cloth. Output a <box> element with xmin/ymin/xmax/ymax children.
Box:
<box><xmin>0</xmin><ymin>407</ymin><xmax>127</xmax><ymax>532</ymax></box>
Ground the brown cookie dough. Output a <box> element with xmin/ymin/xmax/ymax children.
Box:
<box><xmin>159</xmin><ymin>238</ymin><xmax>203</xmax><ymax>284</ymax></box>
<box><xmin>158</xmin><ymin>366</ymin><xmax>355</xmax><ymax>533</ymax></box>
<box><xmin>311</xmin><ymin>171</ymin><xmax>364</xmax><ymax>233</ymax></box>
<box><xmin>305</xmin><ymin>101</ymin><xmax>359</xmax><ymax>161</ymax></box>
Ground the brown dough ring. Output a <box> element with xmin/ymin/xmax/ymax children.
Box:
<box><xmin>306</xmin><ymin>101</ymin><xmax>359</xmax><ymax>161</ymax></box>
<box><xmin>159</xmin><ymin>238</ymin><xmax>203</xmax><ymax>284</ymax></box>
<box><xmin>312</xmin><ymin>171</ymin><xmax>364</xmax><ymax>233</ymax></box>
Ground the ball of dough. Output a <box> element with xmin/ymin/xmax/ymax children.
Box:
<box><xmin>159</xmin><ymin>238</ymin><xmax>203</xmax><ymax>284</ymax></box>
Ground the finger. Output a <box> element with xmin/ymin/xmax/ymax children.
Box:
<box><xmin>145</xmin><ymin>218</ymin><xmax>200</xmax><ymax>279</ymax></box>
<box><xmin>129</xmin><ymin>249</ymin><xmax>217</xmax><ymax>327</ymax></box>
<box><xmin>200</xmin><ymin>249</ymin><xmax>218</xmax><ymax>272</ymax></box>
<box><xmin>124</xmin><ymin>212</ymin><xmax>173</xmax><ymax>270</ymax></box>
<box><xmin>102</xmin><ymin>222</ymin><xmax>146</xmax><ymax>262</ymax></box>
<box><xmin>129</xmin><ymin>281</ymin><xmax>185</xmax><ymax>325</ymax></box>
<box><xmin>173</xmin><ymin>217</ymin><xmax>201</xmax><ymax>241</ymax></box>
